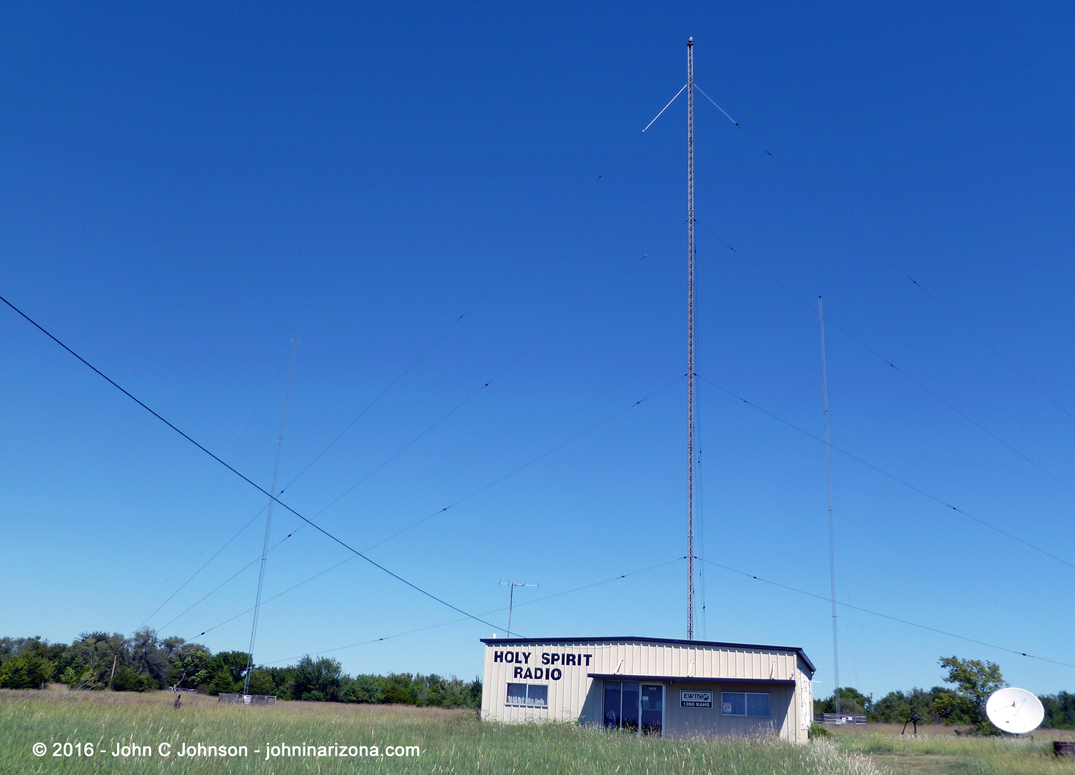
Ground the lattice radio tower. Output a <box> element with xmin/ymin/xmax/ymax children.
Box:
<box><xmin>643</xmin><ymin>36</ymin><xmax>697</xmax><ymax>640</ymax></box>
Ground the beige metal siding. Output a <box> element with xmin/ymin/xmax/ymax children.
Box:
<box><xmin>664</xmin><ymin>682</ymin><xmax>792</xmax><ymax>739</ymax></box>
<box><xmin>482</xmin><ymin>639</ymin><xmax>812</xmax><ymax>742</ymax></box>
<box><xmin>483</xmin><ymin>641</ymin><xmax>601</xmax><ymax>724</ymax></box>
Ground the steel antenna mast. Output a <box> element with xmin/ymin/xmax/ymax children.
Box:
<box><xmin>243</xmin><ymin>334</ymin><xmax>298</xmax><ymax>696</ymax></box>
<box><xmin>643</xmin><ymin>37</ymin><xmax>696</xmax><ymax>640</ymax></box>
<box><xmin>818</xmin><ymin>298</ymin><xmax>840</xmax><ymax>714</ymax></box>
<box><xmin>686</xmin><ymin>36</ymin><xmax>696</xmax><ymax>641</ymax></box>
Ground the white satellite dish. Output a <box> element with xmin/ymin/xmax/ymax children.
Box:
<box><xmin>986</xmin><ymin>687</ymin><xmax>1044</xmax><ymax>734</ymax></box>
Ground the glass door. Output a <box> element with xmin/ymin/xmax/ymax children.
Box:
<box><xmin>641</xmin><ymin>685</ymin><xmax>663</xmax><ymax>735</ymax></box>
<box><xmin>602</xmin><ymin>680</ymin><xmax>641</xmax><ymax>732</ymax></box>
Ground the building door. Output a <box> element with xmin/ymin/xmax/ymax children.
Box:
<box><xmin>604</xmin><ymin>681</ymin><xmax>662</xmax><ymax>736</ymax></box>
<box><xmin>641</xmin><ymin>684</ymin><xmax>663</xmax><ymax>735</ymax></box>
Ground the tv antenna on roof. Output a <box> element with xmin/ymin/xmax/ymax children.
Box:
<box><xmin>986</xmin><ymin>687</ymin><xmax>1045</xmax><ymax>735</ymax></box>
<box><xmin>499</xmin><ymin>581</ymin><xmax>537</xmax><ymax>637</ymax></box>
<box><xmin>643</xmin><ymin>36</ymin><xmax>696</xmax><ymax>640</ymax></box>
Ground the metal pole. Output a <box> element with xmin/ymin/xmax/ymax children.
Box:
<box><xmin>687</xmin><ymin>36</ymin><xmax>695</xmax><ymax>641</ymax></box>
<box><xmin>244</xmin><ymin>334</ymin><xmax>298</xmax><ymax>696</ymax></box>
<box><xmin>819</xmin><ymin>298</ymin><xmax>840</xmax><ymax>714</ymax></box>
<box><xmin>500</xmin><ymin>581</ymin><xmax>537</xmax><ymax>637</ymax></box>
<box><xmin>508</xmin><ymin>584</ymin><xmax>515</xmax><ymax>636</ymax></box>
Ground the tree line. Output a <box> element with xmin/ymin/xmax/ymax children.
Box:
<box><xmin>814</xmin><ymin>655</ymin><xmax>1075</xmax><ymax>731</ymax></box>
<box><xmin>0</xmin><ymin>629</ymin><xmax>481</xmax><ymax>709</ymax></box>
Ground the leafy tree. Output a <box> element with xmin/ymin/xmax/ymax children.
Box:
<box><xmin>1041</xmin><ymin>692</ymin><xmax>1075</xmax><ymax>729</ymax></box>
<box><xmin>210</xmin><ymin>651</ymin><xmax>251</xmax><ymax>685</ymax></box>
<box><xmin>111</xmin><ymin>665</ymin><xmax>154</xmax><ymax>692</ymax></box>
<box><xmin>0</xmin><ymin>652</ymin><xmax>55</xmax><ymax>689</ymax></box>
<box><xmin>65</xmin><ymin>632</ymin><xmax>126</xmax><ymax>690</ymax></box>
<box><xmin>246</xmin><ymin>669</ymin><xmax>276</xmax><ymax>696</ymax></box>
<box><xmin>871</xmin><ymin>690</ymin><xmax>910</xmax><ymax>723</ymax></box>
<box><xmin>0</xmin><ymin>637</ymin><xmax>60</xmax><ymax>689</ymax></box>
<box><xmin>382</xmin><ymin>673</ymin><xmax>416</xmax><ymax>705</ymax></box>
<box><xmin>814</xmin><ymin>687</ymin><xmax>871</xmax><ymax>716</ymax></box>
<box><xmin>263</xmin><ymin>666</ymin><xmax>296</xmax><ymax>700</ymax></box>
<box><xmin>205</xmin><ymin>651</ymin><xmax>250</xmax><ymax>694</ymax></box>
<box><xmin>938</xmin><ymin>655</ymin><xmax>1005</xmax><ymax>733</ymax></box>
<box><xmin>341</xmin><ymin>674</ymin><xmax>383</xmax><ymax>704</ymax></box>
<box><xmin>930</xmin><ymin>688</ymin><xmax>975</xmax><ymax>724</ymax></box>
<box><xmin>292</xmin><ymin>656</ymin><xmax>344</xmax><ymax>702</ymax></box>
<box><xmin>167</xmin><ymin>644</ymin><xmax>212</xmax><ymax>690</ymax></box>
<box><xmin>872</xmin><ymin>688</ymin><xmax>936</xmax><ymax>723</ymax></box>
<box><xmin>208</xmin><ymin>670</ymin><xmax>238</xmax><ymax>696</ymax></box>
<box><xmin>128</xmin><ymin>628</ymin><xmax>170</xmax><ymax>688</ymax></box>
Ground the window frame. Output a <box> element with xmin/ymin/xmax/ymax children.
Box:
<box><xmin>720</xmin><ymin>691</ymin><xmax>770</xmax><ymax>718</ymax></box>
<box><xmin>505</xmin><ymin>682</ymin><xmax>548</xmax><ymax>709</ymax></box>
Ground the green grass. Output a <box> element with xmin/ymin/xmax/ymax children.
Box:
<box><xmin>11</xmin><ymin>688</ymin><xmax>1075</xmax><ymax>775</ymax></box>
<box><xmin>0</xmin><ymin>686</ymin><xmax>881</xmax><ymax>775</ymax></box>
<box><xmin>826</xmin><ymin>724</ymin><xmax>1075</xmax><ymax>775</ymax></box>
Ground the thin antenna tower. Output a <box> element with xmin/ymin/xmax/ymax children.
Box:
<box><xmin>641</xmin><ymin>36</ymin><xmax>696</xmax><ymax>641</ymax></box>
<box><xmin>686</xmin><ymin>36</ymin><xmax>696</xmax><ymax>641</ymax></box>
<box><xmin>818</xmin><ymin>298</ymin><xmax>840</xmax><ymax>714</ymax></box>
<box><xmin>698</xmin><ymin>448</ymin><xmax>706</xmax><ymax>640</ymax></box>
<box><xmin>243</xmin><ymin>334</ymin><xmax>298</xmax><ymax>695</ymax></box>
<box><xmin>499</xmin><ymin>581</ymin><xmax>537</xmax><ymax>637</ymax></box>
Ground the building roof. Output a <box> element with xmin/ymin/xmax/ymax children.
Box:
<box><xmin>480</xmin><ymin>635</ymin><xmax>815</xmax><ymax>673</ymax></box>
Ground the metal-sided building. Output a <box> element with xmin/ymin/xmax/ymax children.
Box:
<box><xmin>481</xmin><ymin>636</ymin><xmax>815</xmax><ymax>742</ymax></box>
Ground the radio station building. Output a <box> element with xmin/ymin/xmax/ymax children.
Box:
<box><xmin>481</xmin><ymin>636</ymin><xmax>815</xmax><ymax>742</ymax></box>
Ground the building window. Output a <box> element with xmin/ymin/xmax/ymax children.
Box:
<box><xmin>506</xmin><ymin>683</ymin><xmax>548</xmax><ymax>708</ymax></box>
<box><xmin>603</xmin><ymin>680</ymin><xmax>640</xmax><ymax>731</ymax></box>
<box><xmin>721</xmin><ymin>692</ymin><xmax>770</xmax><ymax>717</ymax></box>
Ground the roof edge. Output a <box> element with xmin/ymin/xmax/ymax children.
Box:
<box><xmin>587</xmin><ymin>673</ymin><xmax>796</xmax><ymax>686</ymax></box>
<box><xmin>480</xmin><ymin>636</ymin><xmax>815</xmax><ymax>673</ymax></box>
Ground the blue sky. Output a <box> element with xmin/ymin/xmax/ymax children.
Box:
<box><xmin>3</xmin><ymin>0</ymin><xmax>1074</xmax><ymax>702</ymax></box>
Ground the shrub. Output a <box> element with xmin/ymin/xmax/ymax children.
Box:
<box><xmin>809</xmin><ymin>722</ymin><xmax>833</xmax><ymax>740</ymax></box>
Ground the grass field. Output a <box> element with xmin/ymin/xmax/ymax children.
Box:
<box><xmin>1</xmin><ymin>687</ymin><xmax>1073</xmax><ymax>775</ymax></box>
<box><xmin>825</xmin><ymin>723</ymin><xmax>1075</xmax><ymax>775</ymax></box>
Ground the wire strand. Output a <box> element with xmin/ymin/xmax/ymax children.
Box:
<box><xmin>694</xmin><ymin>373</ymin><xmax>1075</xmax><ymax>572</ymax></box>
<box><xmin>0</xmin><ymin>293</ymin><xmax>519</xmax><ymax>637</ymax></box>
<box><xmin>183</xmin><ymin>374</ymin><xmax>686</xmax><ymax>638</ymax></box>
<box><xmin>693</xmin><ymin>84</ymin><xmax>1075</xmax><ymax>426</ymax></box>
<box><xmin>262</xmin><ymin>556</ymin><xmax>686</xmax><ymax>665</ymax></box>
<box><xmin>698</xmin><ymin>557</ymin><xmax>1075</xmax><ymax>671</ymax></box>
<box><xmin>695</xmin><ymin>221</ymin><xmax>1075</xmax><ymax>499</ymax></box>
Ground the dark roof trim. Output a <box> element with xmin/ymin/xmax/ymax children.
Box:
<box><xmin>588</xmin><ymin>673</ymin><xmax>796</xmax><ymax>686</ymax></box>
<box><xmin>480</xmin><ymin>636</ymin><xmax>815</xmax><ymax>673</ymax></box>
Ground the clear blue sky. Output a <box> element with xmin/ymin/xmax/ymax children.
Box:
<box><xmin>3</xmin><ymin>0</ymin><xmax>1073</xmax><ymax>702</ymax></box>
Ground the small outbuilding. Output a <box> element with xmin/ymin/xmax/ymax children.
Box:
<box><xmin>481</xmin><ymin>636</ymin><xmax>815</xmax><ymax>742</ymax></box>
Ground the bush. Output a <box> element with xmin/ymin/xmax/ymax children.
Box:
<box><xmin>0</xmin><ymin>653</ymin><xmax>54</xmax><ymax>689</ymax></box>
<box><xmin>207</xmin><ymin>671</ymin><xmax>237</xmax><ymax>696</ymax></box>
<box><xmin>809</xmin><ymin>722</ymin><xmax>833</xmax><ymax>740</ymax></box>
<box><xmin>111</xmin><ymin>666</ymin><xmax>155</xmax><ymax>693</ymax></box>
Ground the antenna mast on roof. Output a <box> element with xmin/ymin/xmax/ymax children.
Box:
<box><xmin>499</xmin><ymin>581</ymin><xmax>537</xmax><ymax>637</ymax></box>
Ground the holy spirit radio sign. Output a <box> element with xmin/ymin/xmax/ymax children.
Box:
<box><xmin>680</xmin><ymin>690</ymin><xmax>712</xmax><ymax>708</ymax></box>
